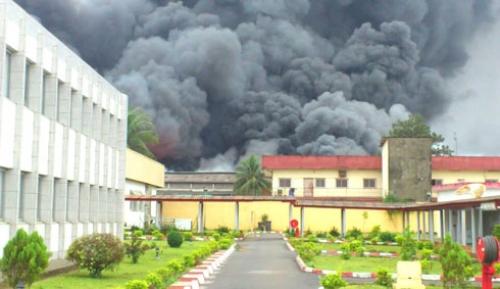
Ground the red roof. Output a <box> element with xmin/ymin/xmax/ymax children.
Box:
<box><xmin>261</xmin><ymin>155</ymin><xmax>382</xmax><ymax>170</ymax></box>
<box><xmin>432</xmin><ymin>156</ymin><xmax>500</xmax><ymax>171</ymax></box>
<box><xmin>262</xmin><ymin>155</ymin><xmax>500</xmax><ymax>171</ymax></box>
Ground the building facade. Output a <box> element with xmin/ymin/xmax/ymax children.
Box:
<box><xmin>160</xmin><ymin>172</ymin><xmax>236</xmax><ymax>195</ymax></box>
<box><xmin>0</xmin><ymin>0</ymin><xmax>127</xmax><ymax>260</ymax></box>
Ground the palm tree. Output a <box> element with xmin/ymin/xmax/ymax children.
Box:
<box><xmin>127</xmin><ymin>107</ymin><xmax>159</xmax><ymax>159</ymax></box>
<box><xmin>234</xmin><ymin>155</ymin><xmax>271</xmax><ymax>196</ymax></box>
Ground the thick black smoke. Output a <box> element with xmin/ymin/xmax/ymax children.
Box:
<box><xmin>15</xmin><ymin>0</ymin><xmax>493</xmax><ymax>169</ymax></box>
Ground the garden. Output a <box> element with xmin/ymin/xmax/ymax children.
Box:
<box><xmin>0</xmin><ymin>225</ymin><xmax>240</xmax><ymax>289</ymax></box>
<box><xmin>290</xmin><ymin>224</ymin><xmax>500</xmax><ymax>289</ymax></box>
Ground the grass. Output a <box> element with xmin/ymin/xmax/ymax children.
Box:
<box><xmin>318</xmin><ymin>243</ymin><xmax>401</xmax><ymax>253</ymax></box>
<box><xmin>30</xmin><ymin>240</ymin><xmax>207</xmax><ymax>289</ymax></box>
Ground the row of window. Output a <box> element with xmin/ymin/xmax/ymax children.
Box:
<box><xmin>431</xmin><ymin>179</ymin><xmax>498</xmax><ymax>186</ymax></box>
<box><xmin>278</xmin><ymin>178</ymin><xmax>377</xmax><ymax>189</ymax></box>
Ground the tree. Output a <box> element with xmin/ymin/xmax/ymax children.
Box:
<box><xmin>125</xmin><ymin>231</ymin><xmax>149</xmax><ymax>264</ymax></box>
<box><xmin>128</xmin><ymin>107</ymin><xmax>159</xmax><ymax>158</ymax></box>
<box><xmin>439</xmin><ymin>234</ymin><xmax>474</xmax><ymax>289</ymax></box>
<box><xmin>400</xmin><ymin>229</ymin><xmax>417</xmax><ymax>261</ymax></box>
<box><xmin>234</xmin><ymin>155</ymin><xmax>271</xmax><ymax>195</ymax></box>
<box><xmin>388</xmin><ymin>114</ymin><xmax>453</xmax><ymax>156</ymax></box>
<box><xmin>0</xmin><ymin>229</ymin><xmax>50</xmax><ymax>288</ymax></box>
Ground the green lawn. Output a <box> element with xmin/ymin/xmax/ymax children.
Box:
<box><xmin>318</xmin><ymin>243</ymin><xmax>401</xmax><ymax>253</ymax></box>
<box><xmin>30</xmin><ymin>241</ymin><xmax>207</xmax><ymax>289</ymax></box>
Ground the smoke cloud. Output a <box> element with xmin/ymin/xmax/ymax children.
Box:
<box><xmin>15</xmin><ymin>0</ymin><xmax>494</xmax><ymax>169</ymax></box>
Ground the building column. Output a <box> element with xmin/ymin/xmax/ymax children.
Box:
<box><xmin>288</xmin><ymin>203</ymin><xmax>293</xmax><ymax>229</ymax></box>
<box><xmin>428</xmin><ymin>210</ymin><xmax>434</xmax><ymax>243</ymax></box>
<box><xmin>417</xmin><ymin>211</ymin><xmax>421</xmax><ymax>240</ymax></box>
<box><xmin>422</xmin><ymin>210</ymin><xmax>427</xmax><ymax>239</ymax></box>
<box><xmin>406</xmin><ymin>211</ymin><xmax>411</xmax><ymax>231</ymax></box>
<box><xmin>402</xmin><ymin>211</ymin><xmax>406</xmax><ymax>231</ymax></box>
<box><xmin>460</xmin><ymin>209</ymin><xmax>467</xmax><ymax>246</ymax></box>
<box><xmin>478</xmin><ymin>208</ymin><xmax>483</xmax><ymax>237</ymax></box>
<box><xmin>341</xmin><ymin>208</ymin><xmax>346</xmax><ymax>238</ymax></box>
<box><xmin>447</xmin><ymin>209</ymin><xmax>454</xmax><ymax>240</ymax></box>
<box><xmin>471</xmin><ymin>207</ymin><xmax>476</xmax><ymax>251</ymax></box>
<box><xmin>197</xmin><ymin>201</ymin><xmax>204</xmax><ymax>234</ymax></box>
<box><xmin>234</xmin><ymin>202</ymin><xmax>239</xmax><ymax>231</ymax></box>
<box><xmin>300</xmin><ymin>206</ymin><xmax>305</xmax><ymax>237</ymax></box>
<box><xmin>156</xmin><ymin>201</ymin><xmax>162</xmax><ymax>227</ymax></box>
<box><xmin>439</xmin><ymin>209</ymin><xmax>445</xmax><ymax>240</ymax></box>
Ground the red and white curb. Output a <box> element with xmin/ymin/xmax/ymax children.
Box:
<box><xmin>168</xmin><ymin>244</ymin><xmax>236</xmax><ymax>289</ymax></box>
<box><xmin>286</xmin><ymin>239</ymin><xmax>500</xmax><ymax>284</ymax></box>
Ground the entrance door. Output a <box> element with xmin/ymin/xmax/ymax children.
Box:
<box><xmin>304</xmin><ymin>178</ymin><xmax>314</xmax><ymax>197</ymax></box>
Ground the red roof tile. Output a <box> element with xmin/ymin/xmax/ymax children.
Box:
<box><xmin>432</xmin><ymin>156</ymin><xmax>500</xmax><ymax>171</ymax></box>
<box><xmin>261</xmin><ymin>155</ymin><xmax>382</xmax><ymax>170</ymax></box>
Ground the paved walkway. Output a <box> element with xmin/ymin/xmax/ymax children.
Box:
<box><xmin>205</xmin><ymin>233</ymin><xmax>318</xmax><ymax>289</ymax></box>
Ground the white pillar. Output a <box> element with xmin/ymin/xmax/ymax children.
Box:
<box><xmin>471</xmin><ymin>207</ymin><xmax>476</xmax><ymax>251</ymax></box>
<box><xmin>156</xmin><ymin>201</ymin><xmax>162</xmax><ymax>227</ymax></box>
<box><xmin>300</xmin><ymin>206</ymin><xmax>305</xmax><ymax>237</ymax></box>
<box><xmin>341</xmin><ymin>208</ymin><xmax>346</xmax><ymax>238</ymax></box>
<box><xmin>406</xmin><ymin>211</ymin><xmax>410</xmax><ymax>230</ymax></box>
<box><xmin>428</xmin><ymin>210</ymin><xmax>434</xmax><ymax>243</ymax></box>
<box><xmin>289</xmin><ymin>203</ymin><xmax>293</xmax><ymax>226</ymax></box>
<box><xmin>197</xmin><ymin>201</ymin><xmax>204</xmax><ymax>234</ymax></box>
<box><xmin>235</xmin><ymin>202</ymin><xmax>239</xmax><ymax>231</ymax></box>
<box><xmin>422</xmin><ymin>210</ymin><xmax>427</xmax><ymax>239</ymax></box>
<box><xmin>478</xmin><ymin>208</ymin><xmax>483</xmax><ymax>237</ymax></box>
<box><xmin>447</xmin><ymin>209</ymin><xmax>453</xmax><ymax>240</ymax></box>
<box><xmin>402</xmin><ymin>211</ymin><xmax>406</xmax><ymax>231</ymax></box>
<box><xmin>417</xmin><ymin>211</ymin><xmax>421</xmax><ymax>240</ymax></box>
<box><xmin>460</xmin><ymin>209</ymin><xmax>466</xmax><ymax>245</ymax></box>
<box><xmin>439</xmin><ymin>210</ymin><xmax>445</xmax><ymax>240</ymax></box>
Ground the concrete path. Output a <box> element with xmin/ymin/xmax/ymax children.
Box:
<box><xmin>204</xmin><ymin>233</ymin><xmax>318</xmax><ymax>289</ymax></box>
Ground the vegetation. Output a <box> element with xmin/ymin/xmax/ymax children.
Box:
<box><xmin>0</xmin><ymin>229</ymin><xmax>50</xmax><ymax>288</ymax></box>
<box><xmin>234</xmin><ymin>155</ymin><xmax>271</xmax><ymax>195</ymax></box>
<box><xmin>295</xmin><ymin>242</ymin><xmax>321</xmax><ymax>262</ymax></box>
<box><xmin>493</xmin><ymin>224</ymin><xmax>500</xmax><ymax>239</ymax></box>
<box><xmin>340</xmin><ymin>239</ymin><xmax>365</xmax><ymax>260</ymax></box>
<box><xmin>125</xmin><ymin>280</ymin><xmax>148</xmax><ymax>289</ymax></box>
<box><xmin>388</xmin><ymin>114</ymin><xmax>453</xmax><ymax>156</ymax></box>
<box><xmin>67</xmin><ymin>233</ymin><xmax>125</xmax><ymax>278</ymax></box>
<box><xmin>216</xmin><ymin>226</ymin><xmax>230</xmax><ymax>234</ymax></box>
<box><xmin>330</xmin><ymin>227</ymin><xmax>340</xmax><ymax>238</ymax></box>
<box><xmin>321</xmin><ymin>273</ymin><xmax>348</xmax><ymax>289</ymax></box>
<box><xmin>125</xmin><ymin>231</ymin><xmax>149</xmax><ymax>264</ymax></box>
<box><xmin>438</xmin><ymin>234</ymin><xmax>474</xmax><ymax>289</ymax></box>
<box><xmin>375</xmin><ymin>269</ymin><xmax>393</xmax><ymax>287</ymax></box>
<box><xmin>127</xmin><ymin>107</ymin><xmax>159</xmax><ymax>158</ymax></box>
<box><xmin>167</xmin><ymin>231</ymin><xmax>184</xmax><ymax>248</ymax></box>
<box><xmin>399</xmin><ymin>229</ymin><xmax>417</xmax><ymax>261</ymax></box>
<box><xmin>183</xmin><ymin>232</ymin><xmax>193</xmax><ymax>241</ymax></box>
<box><xmin>345</xmin><ymin>228</ymin><xmax>363</xmax><ymax>240</ymax></box>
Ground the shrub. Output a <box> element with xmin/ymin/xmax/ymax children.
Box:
<box><xmin>304</xmin><ymin>228</ymin><xmax>313</xmax><ymax>237</ymax></box>
<box><xmin>156</xmin><ymin>267</ymin><xmax>174</xmax><ymax>281</ymax></box>
<box><xmin>212</xmin><ymin>233</ymin><xmax>221</xmax><ymax>241</ymax></box>
<box><xmin>439</xmin><ymin>234</ymin><xmax>474</xmax><ymax>289</ymax></box>
<box><xmin>340</xmin><ymin>242</ymin><xmax>352</xmax><ymax>260</ymax></box>
<box><xmin>345</xmin><ymin>227</ymin><xmax>362</xmax><ymax>240</ymax></box>
<box><xmin>218</xmin><ymin>238</ymin><xmax>233</xmax><ymax>250</ymax></box>
<box><xmin>125</xmin><ymin>231</ymin><xmax>149</xmax><ymax>264</ymax></box>
<box><xmin>370</xmin><ymin>237</ymin><xmax>380</xmax><ymax>245</ymax></box>
<box><xmin>341</xmin><ymin>239</ymin><xmax>364</xmax><ymax>258</ymax></box>
<box><xmin>395</xmin><ymin>233</ymin><xmax>404</xmax><ymax>246</ymax></box>
<box><xmin>183</xmin><ymin>232</ymin><xmax>193</xmax><ymax>241</ymax></box>
<box><xmin>417</xmin><ymin>240</ymin><xmax>433</xmax><ymax>250</ymax></box>
<box><xmin>379</xmin><ymin>231</ymin><xmax>396</xmax><ymax>243</ymax></box>
<box><xmin>306</xmin><ymin>234</ymin><xmax>318</xmax><ymax>243</ymax></box>
<box><xmin>160</xmin><ymin>224</ymin><xmax>176</xmax><ymax>235</ymax></box>
<box><xmin>231</xmin><ymin>230</ymin><xmax>244</xmax><ymax>239</ymax></box>
<box><xmin>375</xmin><ymin>269</ymin><xmax>393</xmax><ymax>287</ymax></box>
<box><xmin>152</xmin><ymin>230</ymin><xmax>164</xmax><ymax>240</ymax></box>
<box><xmin>369</xmin><ymin>225</ymin><xmax>381</xmax><ymax>239</ymax></box>
<box><xmin>329</xmin><ymin>227</ymin><xmax>340</xmax><ymax>238</ymax></box>
<box><xmin>167</xmin><ymin>231</ymin><xmax>184</xmax><ymax>248</ymax></box>
<box><xmin>296</xmin><ymin>242</ymin><xmax>321</xmax><ymax>262</ymax></box>
<box><xmin>399</xmin><ymin>229</ymin><xmax>417</xmax><ymax>261</ymax></box>
<box><xmin>216</xmin><ymin>226</ymin><xmax>230</xmax><ymax>234</ymax></box>
<box><xmin>166</xmin><ymin>260</ymin><xmax>185</xmax><ymax>274</ymax></box>
<box><xmin>0</xmin><ymin>229</ymin><xmax>50</xmax><ymax>288</ymax></box>
<box><xmin>125</xmin><ymin>279</ymin><xmax>148</xmax><ymax>289</ymax></box>
<box><xmin>183</xmin><ymin>254</ymin><xmax>196</xmax><ymax>267</ymax></box>
<box><xmin>316</xmin><ymin>232</ymin><xmax>328</xmax><ymax>238</ymax></box>
<box><xmin>493</xmin><ymin>224</ymin><xmax>500</xmax><ymax>239</ymax></box>
<box><xmin>145</xmin><ymin>272</ymin><xmax>162</xmax><ymax>289</ymax></box>
<box><xmin>320</xmin><ymin>273</ymin><xmax>347</xmax><ymax>289</ymax></box>
<box><xmin>67</xmin><ymin>233</ymin><xmax>124</xmax><ymax>278</ymax></box>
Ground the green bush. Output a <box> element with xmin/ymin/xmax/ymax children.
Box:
<box><xmin>156</xmin><ymin>267</ymin><xmax>174</xmax><ymax>281</ymax></box>
<box><xmin>439</xmin><ymin>234</ymin><xmax>474</xmax><ymax>289</ymax></box>
<box><xmin>370</xmin><ymin>237</ymin><xmax>380</xmax><ymax>245</ymax></box>
<box><xmin>395</xmin><ymin>234</ymin><xmax>404</xmax><ymax>246</ymax></box>
<box><xmin>125</xmin><ymin>279</ymin><xmax>148</xmax><ymax>289</ymax></box>
<box><xmin>183</xmin><ymin>232</ymin><xmax>193</xmax><ymax>241</ymax></box>
<box><xmin>145</xmin><ymin>272</ymin><xmax>162</xmax><ymax>289</ymax></box>
<box><xmin>166</xmin><ymin>260</ymin><xmax>185</xmax><ymax>274</ymax></box>
<box><xmin>212</xmin><ymin>232</ymin><xmax>221</xmax><ymax>241</ymax></box>
<box><xmin>345</xmin><ymin>227</ymin><xmax>362</xmax><ymax>240</ymax></box>
<box><xmin>218</xmin><ymin>238</ymin><xmax>233</xmax><ymax>250</ymax></box>
<box><xmin>379</xmin><ymin>232</ymin><xmax>396</xmax><ymax>243</ymax></box>
<box><xmin>368</xmin><ymin>225</ymin><xmax>381</xmax><ymax>239</ymax></box>
<box><xmin>417</xmin><ymin>240</ymin><xmax>433</xmax><ymax>250</ymax></box>
<box><xmin>341</xmin><ymin>239</ymin><xmax>364</xmax><ymax>259</ymax></box>
<box><xmin>231</xmin><ymin>230</ymin><xmax>244</xmax><ymax>238</ymax></box>
<box><xmin>296</xmin><ymin>242</ymin><xmax>320</xmax><ymax>262</ymax></box>
<box><xmin>306</xmin><ymin>234</ymin><xmax>318</xmax><ymax>243</ymax></box>
<box><xmin>329</xmin><ymin>227</ymin><xmax>340</xmax><ymax>238</ymax></box>
<box><xmin>493</xmin><ymin>224</ymin><xmax>500</xmax><ymax>239</ymax></box>
<box><xmin>340</xmin><ymin>242</ymin><xmax>352</xmax><ymax>260</ymax></box>
<box><xmin>321</xmin><ymin>273</ymin><xmax>347</xmax><ymax>289</ymax></box>
<box><xmin>399</xmin><ymin>229</ymin><xmax>417</xmax><ymax>261</ymax></box>
<box><xmin>216</xmin><ymin>226</ymin><xmax>230</xmax><ymax>234</ymax></box>
<box><xmin>183</xmin><ymin>255</ymin><xmax>196</xmax><ymax>267</ymax></box>
<box><xmin>152</xmin><ymin>230</ymin><xmax>164</xmax><ymax>240</ymax></box>
<box><xmin>125</xmin><ymin>231</ymin><xmax>149</xmax><ymax>264</ymax></box>
<box><xmin>0</xmin><ymin>229</ymin><xmax>50</xmax><ymax>288</ymax></box>
<box><xmin>316</xmin><ymin>232</ymin><xmax>328</xmax><ymax>238</ymax></box>
<box><xmin>67</xmin><ymin>233</ymin><xmax>124</xmax><ymax>278</ymax></box>
<box><xmin>167</xmin><ymin>231</ymin><xmax>184</xmax><ymax>248</ymax></box>
<box><xmin>375</xmin><ymin>269</ymin><xmax>393</xmax><ymax>287</ymax></box>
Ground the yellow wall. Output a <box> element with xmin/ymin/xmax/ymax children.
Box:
<box><xmin>432</xmin><ymin>170</ymin><xmax>500</xmax><ymax>185</ymax></box>
<box><xmin>126</xmin><ymin>149</ymin><xmax>165</xmax><ymax>187</ymax></box>
<box><xmin>161</xmin><ymin>200</ymin><xmax>443</xmax><ymax>235</ymax></box>
<box><xmin>271</xmin><ymin>169</ymin><xmax>382</xmax><ymax>197</ymax></box>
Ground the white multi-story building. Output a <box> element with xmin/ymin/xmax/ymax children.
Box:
<box><xmin>0</xmin><ymin>0</ymin><xmax>127</xmax><ymax>260</ymax></box>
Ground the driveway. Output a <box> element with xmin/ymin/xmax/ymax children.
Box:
<box><xmin>205</xmin><ymin>233</ymin><xmax>319</xmax><ymax>289</ymax></box>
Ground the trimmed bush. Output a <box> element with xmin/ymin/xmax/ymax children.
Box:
<box><xmin>167</xmin><ymin>231</ymin><xmax>184</xmax><ymax>248</ymax></box>
<box><xmin>379</xmin><ymin>231</ymin><xmax>396</xmax><ymax>243</ymax></box>
<box><xmin>296</xmin><ymin>242</ymin><xmax>320</xmax><ymax>262</ymax></box>
<box><xmin>145</xmin><ymin>272</ymin><xmax>162</xmax><ymax>289</ymax></box>
<box><xmin>125</xmin><ymin>231</ymin><xmax>149</xmax><ymax>264</ymax></box>
<box><xmin>400</xmin><ymin>229</ymin><xmax>417</xmax><ymax>261</ymax></box>
<box><xmin>316</xmin><ymin>232</ymin><xmax>328</xmax><ymax>238</ymax></box>
<box><xmin>216</xmin><ymin>226</ymin><xmax>230</xmax><ymax>234</ymax></box>
<box><xmin>183</xmin><ymin>255</ymin><xmax>196</xmax><ymax>267</ymax></box>
<box><xmin>183</xmin><ymin>232</ymin><xmax>193</xmax><ymax>241</ymax></box>
<box><xmin>152</xmin><ymin>230</ymin><xmax>164</xmax><ymax>240</ymax></box>
<box><xmin>345</xmin><ymin>227</ymin><xmax>362</xmax><ymax>240</ymax></box>
<box><xmin>212</xmin><ymin>232</ymin><xmax>221</xmax><ymax>241</ymax></box>
<box><xmin>166</xmin><ymin>260</ymin><xmax>185</xmax><ymax>274</ymax></box>
<box><xmin>321</xmin><ymin>273</ymin><xmax>347</xmax><ymax>289</ymax></box>
<box><xmin>0</xmin><ymin>229</ymin><xmax>50</xmax><ymax>288</ymax></box>
<box><xmin>329</xmin><ymin>227</ymin><xmax>340</xmax><ymax>238</ymax></box>
<box><xmin>125</xmin><ymin>279</ymin><xmax>148</xmax><ymax>289</ymax></box>
<box><xmin>306</xmin><ymin>234</ymin><xmax>318</xmax><ymax>243</ymax></box>
<box><xmin>218</xmin><ymin>238</ymin><xmax>233</xmax><ymax>250</ymax></box>
<box><xmin>67</xmin><ymin>233</ymin><xmax>124</xmax><ymax>278</ymax></box>
<box><xmin>375</xmin><ymin>269</ymin><xmax>393</xmax><ymax>287</ymax></box>
<box><xmin>368</xmin><ymin>225</ymin><xmax>381</xmax><ymax>239</ymax></box>
<box><xmin>156</xmin><ymin>267</ymin><xmax>174</xmax><ymax>281</ymax></box>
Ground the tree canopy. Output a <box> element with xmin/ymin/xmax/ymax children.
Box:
<box><xmin>127</xmin><ymin>107</ymin><xmax>159</xmax><ymax>159</ymax></box>
<box><xmin>234</xmin><ymin>155</ymin><xmax>271</xmax><ymax>196</ymax></box>
<box><xmin>388</xmin><ymin>114</ymin><xmax>453</xmax><ymax>156</ymax></box>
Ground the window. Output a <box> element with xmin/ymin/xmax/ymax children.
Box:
<box><xmin>336</xmin><ymin>178</ymin><xmax>348</xmax><ymax>188</ymax></box>
<box><xmin>431</xmin><ymin>179</ymin><xmax>443</xmax><ymax>186</ymax></box>
<box><xmin>24</xmin><ymin>61</ymin><xmax>32</xmax><ymax>106</ymax></box>
<box><xmin>41</xmin><ymin>72</ymin><xmax>48</xmax><ymax>115</ymax></box>
<box><xmin>0</xmin><ymin>169</ymin><xmax>4</xmax><ymax>219</ymax></box>
<box><xmin>315</xmin><ymin>178</ymin><xmax>325</xmax><ymax>188</ymax></box>
<box><xmin>279</xmin><ymin>178</ymin><xmax>291</xmax><ymax>187</ymax></box>
<box><xmin>485</xmin><ymin>179</ymin><xmax>498</xmax><ymax>183</ymax></box>
<box><xmin>3</xmin><ymin>49</ymin><xmax>12</xmax><ymax>98</ymax></box>
<box><xmin>363</xmin><ymin>178</ymin><xmax>376</xmax><ymax>188</ymax></box>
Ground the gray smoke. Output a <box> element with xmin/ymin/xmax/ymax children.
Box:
<box><xmin>15</xmin><ymin>0</ymin><xmax>493</xmax><ymax>169</ymax></box>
